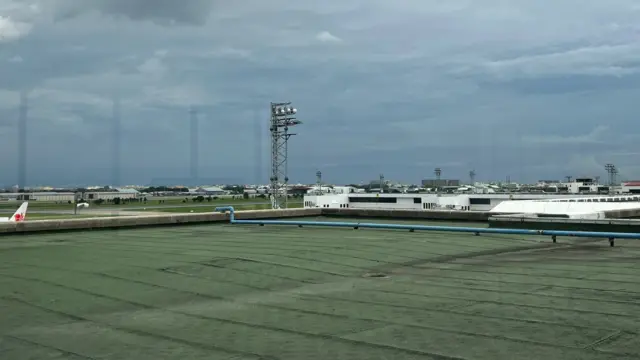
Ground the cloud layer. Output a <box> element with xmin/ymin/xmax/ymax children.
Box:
<box><xmin>1</xmin><ymin>0</ymin><xmax>640</xmax><ymax>186</ymax></box>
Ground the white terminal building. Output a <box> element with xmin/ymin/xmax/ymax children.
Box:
<box><xmin>303</xmin><ymin>191</ymin><xmax>640</xmax><ymax>220</ymax></box>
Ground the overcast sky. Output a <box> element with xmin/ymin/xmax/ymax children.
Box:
<box><xmin>1</xmin><ymin>0</ymin><xmax>640</xmax><ymax>186</ymax></box>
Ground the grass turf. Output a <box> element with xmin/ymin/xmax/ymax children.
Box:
<box><xmin>0</xmin><ymin>217</ymin><xmax>638</xmax><ymax>360</ymax></box>
<box><xmin>0</xmin><ymin>198</ymin><xmax>273</xmax><ymax>211</ymax></box>
<box><xmin>144</xmin><ymin>202</ymin><xmax>303</xmax><ymax>213</ymax></box>
<box><xmin>0</xmin><ymin>213</ymin><xmax>116</xmax><ymax>220</ymax></box>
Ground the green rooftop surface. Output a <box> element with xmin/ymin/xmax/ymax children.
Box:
<box><xmin>0</xmin><ymin>217</ymin><xmax>638</xmax><ymax>360</ymax></box>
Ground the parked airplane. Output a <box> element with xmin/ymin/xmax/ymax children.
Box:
<box><xmin>0</xmin><ymin>202</ymin><xmax>29</xmax><ymax>222</ymax></box>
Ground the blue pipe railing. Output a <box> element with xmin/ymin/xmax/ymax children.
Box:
<box><xmin>214</xmin><ymin>206</ymin><xmax>638</xmax><ymax>246</ymax></box>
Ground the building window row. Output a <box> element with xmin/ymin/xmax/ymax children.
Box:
<box><xmin>348</xmin><ymin>197</ymin><xmax>397</xmax><ymax>203</ymax></box>
<box><xmin>469</xmin><ymin>198</ymin><xmax>491</xmax><ymax>205</ymax></box>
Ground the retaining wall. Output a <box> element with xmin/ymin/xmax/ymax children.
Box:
<box><xmin>7</xmin><ymin>206</ymin><xmax>640</xmax><ymax>235</ymax></box>
<box><xmin>321</xmin><ymin>208</ymin><xmax>492</xmax><ymax>221</ymax></box>
<box><xmin>0</xmin><ymin>208</ymin><xmax>321</xmax><ymax>235</ymax></box>
<box><xmin>489</xmin><ymin>216</ymin><xmax>640</xmax><ymax>233</ymax></box>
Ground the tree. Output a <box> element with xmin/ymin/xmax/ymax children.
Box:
<box><xmin>243</xmin><ymin>192</ymin><xmax>249</xmax><ymax>200</ymax></box>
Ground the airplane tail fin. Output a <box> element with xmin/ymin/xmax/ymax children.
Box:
<box><xmin>9</xmin><ymin>202</ymin><xmax>28</xmax><ymax>222</ymax></box>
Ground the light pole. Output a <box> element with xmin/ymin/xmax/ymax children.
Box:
<box><xmin>269</xmin><ymin>102</ymin><xmax>302</xmax><ymax>209</ymax></box>
<box><xmin>605</xmin><ymin>164</ymin><xmax>617</xmax><ymax>186</ymax></box>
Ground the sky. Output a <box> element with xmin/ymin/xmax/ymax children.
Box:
<box><xmin>1</xmin><ymin>0</ymin><xmax>640</xmax><ymax>187</ymax></box>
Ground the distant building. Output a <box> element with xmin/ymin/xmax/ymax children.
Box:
<box><xmin>289</xmin><ymin>186</ymin><xmax>312</xmax><ymax>196</ymax></box>
<box><xmin>421</xmin><ymin>179</ymin><xmax>460</xmax><ymax>187</ymax></box>
<box><xmin>621</xmin><ymin>181</ymin><xmax>640</xmax><ymax>194</ymax></box>
<box><xmin>0</xmin><ymin>192</ymin><xmax>75</xmax><ymax>202</ymax></box>
<box><xmin>115</xmin><ymin>188</ymin><xmax>140</xmax><ymax>196</ymax></box>
<box><xmin>193</xmin><ymin>187</ymin><xmax>227</xmax><ymax>195</ymax></box>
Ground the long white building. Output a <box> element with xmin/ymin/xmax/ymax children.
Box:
<box><xmin>303</xmin><ymin>193</ymin><xmax>640</xmax><ymax>219</ymax></box>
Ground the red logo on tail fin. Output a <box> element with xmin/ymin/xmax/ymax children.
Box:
<box><xmin>14</xmin><ymin>213</ymin><xmax>23</xmax><ymax>221</ymax></box>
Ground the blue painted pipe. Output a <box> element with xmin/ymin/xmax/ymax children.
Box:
<box><xmin>214</xmin><ymin>206</ymin><xmax>639</xmax><ymax>243</ymax></box>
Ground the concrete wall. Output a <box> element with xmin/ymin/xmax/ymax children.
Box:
<box><xmin>321</xmin><ymin>208</ymin><xmax>491</xmax><ymax>221</ymax></box>
<box><xmin>488</xmin><ymin>216</ymin><xmax>640</xmax><ymax>233</ymax></box>
<box><xmin>6</xmin><ymin>205</ymin><xmax>640</xmax><ymax>236</ymax></box>
<box><xmin>0</xmin><ymin>208</ymin><xmax>321</xmax><ymax>235</ymax></box>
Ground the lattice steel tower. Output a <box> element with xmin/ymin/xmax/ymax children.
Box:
<box><xmin>605</xmin><ymin>164</ymin><xmax>618</xmax><ymax>185</ymax></box>
<box><xmin>269</xmin><ymin>102</ymin><xmax>301</xmax><ymax>209</ymax></box>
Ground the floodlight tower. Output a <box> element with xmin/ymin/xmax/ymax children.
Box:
<box><xmin>379</xmin><ymin>173</ymin><xmax>385</xmax><ymax>193</ymax></box>
<box><xmin>469</xmin><ymin>170</ymin><xmax>476</xmax><ymax>185</ymax></box>
<box><xmin>269</xmin><ymin>102</ymin><xmax>301</xmax><ymax>209</ymax></box>
<box><xmin>605</xmin><ymin>164</ymin><xmax>616</xmax><ymax>185</ymax></box>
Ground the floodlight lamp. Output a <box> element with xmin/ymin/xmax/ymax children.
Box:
<box><xmin>285</xmin><ymin>107</ymin><xmax>293</xmax><ymax>114</ymax></box>
<box><xmin>291</xmin><ymin>108</ymin><xmax>297</xmax><ymax>114</ymax></box>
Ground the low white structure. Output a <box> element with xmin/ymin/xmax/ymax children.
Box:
<box><xmin>304</xmin><ymin>192</ymin><xmax>640</xmax><ymax>219</ymax></box>
<box><xmin>490</xmin><ymin>195</ymin><xmax>640</xmax><ymax>219</ymax></box>
<box><xmin>0</xmin><ymin>192</ymin><xmax>76</xmax><ymax>202</ymax></box>
<box><xmin>305</xmin><ymin>193</ymin><xmax>594</xmax><ymax>211</ymax></box>
<box><xmin>620</xmin><ymin>181</ymin><xmax>640</xmax><ymax>194</ymax></box>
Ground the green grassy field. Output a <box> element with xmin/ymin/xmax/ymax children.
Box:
<box><xmin>0</xmin><ymin>197</ymin><xmax>275</xmax><ymax>211</ymax></box>
<box><xmin>140</xmin><ymin>202</ymin><xmax>303</xmax><ymax>213</ymax></box>
<box><xmin>0</xmin><ymin>217</ymin><xmax>637</xmax><ymax>359</ymax></box>
<box><xmin>0</xmin><ymin>213</ymin><xmax>114</xmax><ymax>220</ymax></box>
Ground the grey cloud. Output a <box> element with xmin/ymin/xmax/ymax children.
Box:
<box><xmin>52</xmin><ymin>0</ymin><xmax>215</xmax><ymax>26</ymax></box>
<box><xmin>480</xmin><ymin>73</ymin><xmax>640</xmax><ymax>95</ymax></box>
<box><xmin>5</xmin><ymin>0</ymin><xmax>640</xmax><ymax>185</ymax></box>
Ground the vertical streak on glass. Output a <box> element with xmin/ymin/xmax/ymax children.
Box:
<box><xmin>254</xmin><ymin>109</ymin><xmax>263</xmax><ymax>185</ymax></box>
<box><xmin>18</xmin><ymin>91</ymin><xmax>27</xmax><ymax>190</ymax></box>
<box><xmin>189</xmin><ymin>106</ymin><xmax>198</xmax><ymax>185</ymax></box>
<box><xmin>112</xmin><ymin>97</ymin><xmax>121</xmax><ymax>187</ymax></box>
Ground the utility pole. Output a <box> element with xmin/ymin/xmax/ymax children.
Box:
<box><xmin>189</xmin><ymin>106</ymin><xmax>199</xmax><ymax>186</ymax></box>
<box><xmin>74</xmin><ymin>192</ymin><xmax>80</xmax><ymax>216</ymax></box>
<box><xmin>254</xmin><ymin>110</ymin><xmax>263</xmax><ymax>185</ymax></box>
<box><xmin>316</xmin><ymin>170</ymin><xmax>322</xmax><ymax>195</ymax></box>
<box><xmin>112</xmin><ymin>97</ymin><xmax>121</xmax><ymax>187</ymax></box>
<box><xmin>18</xmin><ymin>91</ymin><xmax>27</xmax><ymax>191</ymax></box>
